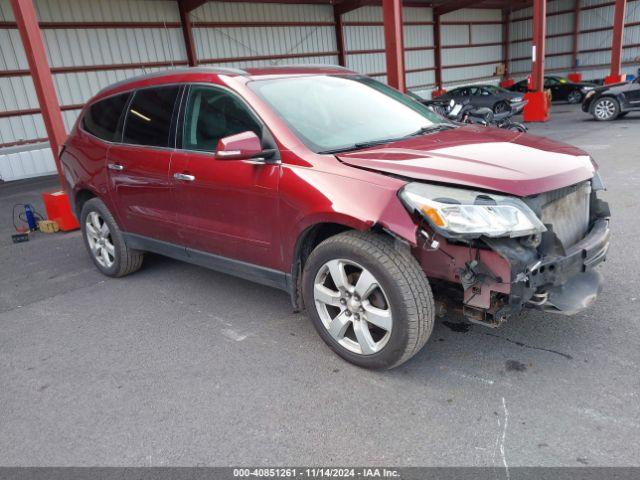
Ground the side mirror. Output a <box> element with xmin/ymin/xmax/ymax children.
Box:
<box><xmin>215</xmin><ymin>131</ymin><xmax>262</xmax><ymax>160</ymax></box>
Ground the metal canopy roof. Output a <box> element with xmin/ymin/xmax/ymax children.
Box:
<box><xmin>178</xmin><ymin>0</ymin><xmax>535</xmax><ymax>13</ymax></box>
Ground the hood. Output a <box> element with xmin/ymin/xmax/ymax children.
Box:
<box><xmin>596</xmin><ymin>81</ymin><xmax>631</xmax><ymax>92</ymax></box>
<box><xmin>336</xmin><ymin>125</ymin><xmax>595</xmax><ymax>197</ymax></box>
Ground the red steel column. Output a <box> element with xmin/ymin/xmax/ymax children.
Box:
<box><xmin>334</xmin><ymin>6</ymin><xmax>346</xmax><ymax>67</ymax></box>
<box><xmin>10</xmin><ymin>0</ymin><xmax>66</xmax><ymax>186</ymax></box>
<box><xmin>433</xmin><ymin>13</ymin><xmax>443</xmax><ymax>94</ymax></box>
<box><xmin>382</xmin><ymin>0</ymin><xmax>405</xmax><ymax>92</ymax></box>
<box><xmin>523</xmin><ymin>0</ymin><xmax>550</xmax><ymax>122</ymax></box>
<box><xmin>500</xmin><ymin>9</ymin><xmax>513</xmax><ymax>85</ymax></box>
<box><xmin>530</xmin><ymin>0</ymin><xmax>546</xmax><ymax>92</ymax></box>
<box><xmin>606</xmin><ymin>0</ymin><xmax>627</xmax><ymax>84</ymax></box>
<box><xmin>179</xmin><ymin>1</ymin><xmax>198</xmax><ymax>66</ymax></box>
<box><xmin>568</xmin><ymin>0</ymin><xmax>582</xmax><ymax>82</ymax></box>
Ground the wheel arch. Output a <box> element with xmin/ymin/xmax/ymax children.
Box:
<box><xmin>288</xmin><ymin>218</ymin><xmax>408</xmax><ymax>312</ymax></box>
<box><xmin>74</xmin><ymin>188</ymin><xmax>98</xmax><ymax>218</ymax></box>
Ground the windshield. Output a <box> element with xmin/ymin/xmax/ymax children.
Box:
<box><xmin>248</xmin><ymin>75</ymin><xmax>448</xmax><ymax>153</ymax></box>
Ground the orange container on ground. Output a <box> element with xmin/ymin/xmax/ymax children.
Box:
<box><xmin>42</xmin><ymin>190</ymin><xmax>80</xmax><ymax>231</ymax></box>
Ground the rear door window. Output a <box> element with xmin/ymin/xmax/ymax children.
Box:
<box><xmin>123</xmin><ymin>86</ymin><xmax>181</xmax><ymax>148</ymax></box>
<box><xmin>82</xmin><ymin>93</ymin><xmax>130</xmax><ymax>142</ymax></box>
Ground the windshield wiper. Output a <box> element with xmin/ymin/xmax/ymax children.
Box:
<box><xmin>405</xmin><ymin>123</ymin><xmax>456</xmax><ymax>137</ymax></box>
<box><xmin>317</xmin><ymin>124</ymin><xmax>456</xmax><ymax>155</ymax></box>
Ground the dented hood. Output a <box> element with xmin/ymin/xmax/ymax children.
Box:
<box><xmin>336</xmin><ymin>125</ymin><xmax>595</xmax><ymax>197</ymax></box>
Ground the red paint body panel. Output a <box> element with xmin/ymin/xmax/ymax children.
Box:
<box><xmin>337</xmin><ymin>124</ymin><xmax>593</xmax><ymax>197</ymax></box>
<box><xmin>106</xmin><ymin>144</ymin><xmax>180</xmax><ymax>244</ymax></box>
<box><xmin>62</xmin><ymin>67</ymin><xmax>597</xmax><ymax>282</ymax></box>
<box><xmin>170</xmin><ymin>149</ymin><xmax>281</xmax><ymax>268</ymax></box>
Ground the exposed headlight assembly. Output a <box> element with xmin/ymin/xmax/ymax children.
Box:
<box><xmin>399</xmin><ymin>183</ymin><xmax>547</xmax><ymax>239</ymax></box>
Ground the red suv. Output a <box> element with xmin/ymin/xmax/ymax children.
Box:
<box><xmin>61</xmin><ymin>66</ymin><xmax>611</xmax><ymax>369</ymax></box>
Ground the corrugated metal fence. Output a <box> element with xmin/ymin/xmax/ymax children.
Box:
<box><xmin>510</xmin><ymin>0</ymin><xmax>640</xmax><ymax>81</ymax></box>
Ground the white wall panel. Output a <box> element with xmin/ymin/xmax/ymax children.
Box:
<box><xmin>194</xmin><ymin>2</ymin><xmax>332</xmax><ymax>23</ymax></box>
<box><xmin>472</xmin><ymin>24</ymin><xmax>501</xmax><ymax>43</ymax></box>
<box><xmin>442</xmin><ymin>8</ymin><xmax>500</xmax><ymax>22</ymax></box>
<box><xmin>0</xmin><ymin>146</ymin><xmax>56</xmax><ymax>181</ymax></box>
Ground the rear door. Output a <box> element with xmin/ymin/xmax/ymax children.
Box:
<box><xmin>107</xmin><ymin>85</ymin><xmax>182</xmax><ymax>243</ymax></box>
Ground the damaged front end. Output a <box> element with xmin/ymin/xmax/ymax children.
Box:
<box><xmin>400</xmin><ymin>177</ymin><xmax>611</xmax><ymax>327</ymax></box>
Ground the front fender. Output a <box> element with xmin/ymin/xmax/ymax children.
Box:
<box><xmin>278</xmin><ymin>164</ymin><xmax>418</xmax><ymax>269</ymax></box>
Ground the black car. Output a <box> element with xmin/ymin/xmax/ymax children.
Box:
<box><xmin>509</xmin><ymin>75</ymin><xmax>596</xmax><ymax>104</ymax></box>
<box><xmin>432</xmin><ymin>84</ymin><xmax>526</xmax><ymax>113</ymax></box>
<box><xmin>582</xmin><ymin>77</ymin><xmax>640</xmax><ymax>121</ymax></box>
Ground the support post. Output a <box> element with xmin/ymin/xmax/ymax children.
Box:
<box><xmin>523</xmin><ymin>0</ymin><xmax>550</xmax><ymax>122</ymax></box>
<box><xmin>179</xmin><ymin>1</ymin><xmax>197</xmax><ymax>66</ymax></box>
<box><xmin>568</xmin><ymin>0</ymin><xmax>582</xmax><ymax>82</ymax></box>
<box><xmin>334</xmin><ymin>6</ymin><xmax>346</xmax><ymax>67</ymax></box>
<box><xmin>500</xmin><ymin>9</ymin><xmax>514</xmax><ymax>87</ymax></box>
<box><xmin>382</xmin><ymin>0</ymin><xmax>405</xmax><ymax>92</ymax></box>
<box><xmin>10</xmin><ymin>0</ymin><xmax>66</xmax><ymax>187</ymax></box>
<box><xmin>606</xmin><ymin>0</ymin><xmax>627</xmax><ymax>84</ymax></box>
<box><xmin>432</xmin><ymin>13</ymin><xmax>445</xmax><ymax>97</ymax></box>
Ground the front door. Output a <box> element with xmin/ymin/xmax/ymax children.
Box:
<box><xmin>171</xmin><ymin>85</ymin><xmax>281</xmax><ymax>270</ymax></box>
<box><xmin>625</xmin><ymin>78</ymin><xmax>640</xmax><ymax>107</ymax></box>
<box><xmin>107</xmin><ymin>85</ymin><xmax>182</xmax><ymax>243</ymax></box>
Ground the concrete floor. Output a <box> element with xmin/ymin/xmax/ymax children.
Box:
<box><xmin>1</xmin><ymin>105</ymin><xmax>639</xmax><ymax>467</ymax></box>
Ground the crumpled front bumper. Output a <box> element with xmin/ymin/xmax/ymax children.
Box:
<box><xmin>525</xmin><ymin>218</ymin><xmax>610</xmax><ymax>314</ymax></box>
<box><xmin>416</xmin><ymin>214</ymin><xmax>610</xmax><ymax>326</ymax></box>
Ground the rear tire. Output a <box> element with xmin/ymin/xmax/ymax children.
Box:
<box><xmin>302</xmin><ymin>231</ymin><xmax>434</xmax><ymax>369</ymax></box>
<box><xmin>80</xmin><ymin>198</ymin><xmax>144</xmax><ymax>277</ymax></box>
<box><xmin>591</xmin><ymin>97</ymin><xmax>620</xmax><ymax>121</ymax></box>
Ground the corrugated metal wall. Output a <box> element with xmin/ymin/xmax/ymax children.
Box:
<box><xmin>510</xmin><ymin>0</ymin><xmax>640</xmax><ymax>81</ymax></box>
<box><xmin>441</xmin><ymin>8</ymin><xmax>503</xmax><ymax>90</ymax></box>
<box><xmin>0</xmin><ymin>0</ymin><xmax>186</xmax><ymax>181</ymax></box>
<box><xmin>191</xmin><ymin>2</ymin><xmax>339</xmax><ymax>68</ymax></box>
<box><xmin>343</xmin><ymin>6</ymin><xmax>435</xmax><ymax>96</ymax></box>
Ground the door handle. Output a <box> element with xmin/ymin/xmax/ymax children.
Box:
<box><xmin>174</xmin><ymin>173</ymin><xmax>196</xmax><ymax>182</ymax></box>
<box><xmin>107</xmin><ymin>163</ymin><xmax>124</xmax><ymax>171</ymax></box>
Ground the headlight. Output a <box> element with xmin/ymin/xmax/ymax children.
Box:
<box><xmin>399</xmin><ymin>183</ymin><xmax>546</xmax><ymax>239</ymax></box>
<box><xmin>585</xmin><ymin>90</ymin><xmax>596</xmax><ymax>99</ymax></box>
<box><xmin>581</xmin><ymin>86</ymin><xmax>594</xmax><ymax>92</ymax></box>
<box><xmin>510</xmin><ymin>97</ymin><xmax>524</xmax><ymax>103</ymax></box>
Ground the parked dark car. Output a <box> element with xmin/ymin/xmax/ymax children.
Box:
<box><xmin>61</xmin><ymin>66</ymin><xmax>610</xmax><ymax>369</ymax></box>
<box><xmin>510</xmin><ymin>75</ymin><xmax>596</xmax><ymax>103</ymax></box>
<box><xmin>582</xmin><ymin>77</ymin><xmax>640</xmax><ymax>121</ymax></box>
<box><xmin>432</xmin><ymin>84</ymin><xmax>526</xmax><ymax>113</ymax></box>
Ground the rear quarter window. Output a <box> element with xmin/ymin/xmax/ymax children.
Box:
<box><xmin>82</xmin><ymin>93</ymin><xmax>130</xmax><ymax>142</ymax></box>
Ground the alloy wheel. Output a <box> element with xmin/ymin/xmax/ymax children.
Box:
<box><xmin>494</xmin><ymin>102</ymin><xmax>509</xmax><ymax>113</ymax></box>
<box><xmin>594</xmin><ymin>99</ymin><xmax>616</xmax><ymax>120</ymax></box>
<box><xmin>567</xmin><ymin>90</ymin><xmax>582</xmax><ymax>104</ymax></box>
<box><xmin>85</xmin><ymin>211</ymin><xmax>115</xmax><ymax>268</ymax></box>
<box><xmin>313</xmin><ymin>259</ymin><xmax>392</xmax><ymax>355</ymax></box>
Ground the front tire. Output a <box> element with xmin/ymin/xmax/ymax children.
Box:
<box><xmin>493</xmin><ymin>101</ymin><xmax>510</xmax><ymax>114</ymax></box>
<box><xmin>302</xmin><ymin>231</ymin><xmax>434</xmax><ymax>369</ymax></box>
<box><xmin>80</xmin><ymin>198</ymin><xmax>144</xmax><ymax>277</ymax></box>
<box><xmin>567</xmin><ymin>90</ymin><xmax>582</xmax><ymax>104</ymax></box>
<box><xmin>591</xmin><ymin>97</ymin><xmax>620</xmax><ymax>121</ymax></box>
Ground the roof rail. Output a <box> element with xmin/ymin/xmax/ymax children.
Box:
<box><xmin>97</xmin><ymin>66</ymin><xmax>248</xmax><ymax>95</ymax></box>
